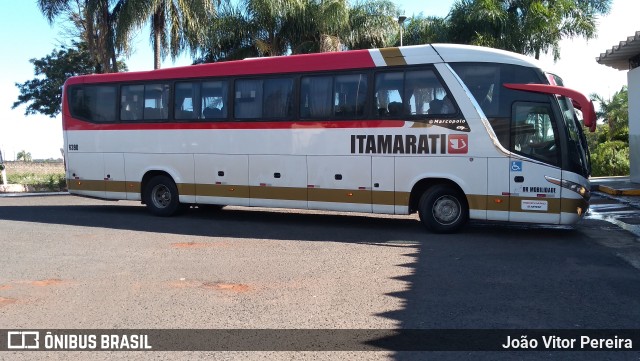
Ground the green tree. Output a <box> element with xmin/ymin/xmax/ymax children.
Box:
<box><xmin>401</xmin><ymin>15</ymin><xmax>450</xmax><ymax>46</ymax></box>
<box><xmin>16</xmin><ymin>151</ymin><xmax>33</xmax><ymax>163</ymax></box>
<box><xmin>196</xmin><ymin>0</ymin><xmax>398</xmax><ymax>63</ymax></box>
<box><xmin>586</xmin><ymin>86</ymin><xmax>629</xmax><ymax>176</ymax></box>
<box><xmin>116</xmin><ymin>0</ymin><xmax>216</xmax><ymax>69</ymax></box>
<box><xmin>591</xmin><ymin>86</ymin><xmax>628</xmax><ymax>141</ymax></box>
<box><xmin>37</xmin><ymin>0</ymin><xmax>125</xmax><ymax>73</ymax></box>
<box><xmin>12</xmin><ymin>42</ymin><xmax>99</xmax><ymax>117</ymax></box>
<box><xmin>447</xmin><ymin>0</ymin><xmax>611</xmax><ymax>60</ymax></box>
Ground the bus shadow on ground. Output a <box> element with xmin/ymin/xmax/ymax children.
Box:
<box><xmin>0</xmin><ymin>201</ymin><xmax>580</xmax><ymax>244</ymax></box>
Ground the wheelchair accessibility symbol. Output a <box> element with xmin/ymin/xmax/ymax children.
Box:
<box><xmin>511</xmin><ymin>161</ymin><xmax>522</xmax><ymax>172</ymax></box>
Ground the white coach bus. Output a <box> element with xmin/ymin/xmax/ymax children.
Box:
<box><xmin>62</xmin><ymin>44</ymin><xmax>594</xmax><ymax>233</ymax></box>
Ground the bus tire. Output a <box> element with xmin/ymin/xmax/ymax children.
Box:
<box><xmin>418</xmin><ymin>185</ymin><xmax>468</xmax><ymax>233</ymax></box>
<box><xmin>144</xmin><ymin>175</ymin><xmax>181</xmax><ymax>217</ymax></box>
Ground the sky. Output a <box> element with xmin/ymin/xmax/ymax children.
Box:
<box><xmin>0</xmin><ymin>0</ymin><xmax>637</xmax><ymax>160</ymax></box>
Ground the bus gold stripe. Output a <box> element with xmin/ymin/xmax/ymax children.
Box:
<box><xmin>372</xmin><ymin>190</ymin><xmax>396</xmax><ymax>206</ymax></box>
<box><xmin>308</xmin><ymin>188</ymin><xmax>370</xmax><ymax>204</ymax></box>
<box><xmin>379</xmin><ymin>47</ymin><xmax>406</xmax><ymax>66</ymax></box>
<box><xmin>251</xmin><ymin>186</ymin><xmax>307</xmax><ymax>201</ymax></box>
<box><xmin>105</xmin><ymin>181</ymin><xmax>127</xmax><ymax>193</ymax></box>
<box><xmin>67</xmin><ymin>179</ymin><xmax>104</xmax><ymax>192</ymax></box>
<box><xmin>67</xmin><ymin>179</ymin><xmax>585</xmax><ymax>215</ymax></box>
<box><xmin>197</xmin><ymin>184</ymin><xmax>250</xmax><ymax>198</ymax></box>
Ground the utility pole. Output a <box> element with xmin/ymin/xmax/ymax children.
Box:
<box><xmin>398</xmin><ymin>15</ymin><xmax>407</xmax><ymax>47</ymax></box>
<box><xmin>0</xmin><ymin>149</ymin><xmax>6</xmax><ymax>185</ymax></box>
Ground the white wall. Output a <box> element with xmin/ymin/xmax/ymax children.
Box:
<box><xmin>629</xmin><ymin>67</ymin><xmax>640</xmax><ymax>182</ymax></box>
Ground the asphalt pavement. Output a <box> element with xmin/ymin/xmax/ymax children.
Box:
<box><xmin>1</xmin><ymin>193</ymin><xmax>640</xmax><ymax>360</ymax></box>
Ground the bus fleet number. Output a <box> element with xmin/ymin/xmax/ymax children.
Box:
<box><xmin>68</xmin><ymin>144</ymin><xmax>79</xmax><ymax>151</ymax></box>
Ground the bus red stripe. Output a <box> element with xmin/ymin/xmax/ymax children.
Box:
<box><xmin>64</xmin><ymin>50</ymin><xmax>376</xmax><ymax>85</ymax></box>
<box><xmin>63</xmin><ymin>119</ymin><xmax>405</xmax><ymax>131</ymax></box>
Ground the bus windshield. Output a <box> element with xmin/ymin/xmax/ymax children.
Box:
<box><xmin>547</xmin><ymin>74</ymin><xmax>591</xmax><ymax>177</ymax></box>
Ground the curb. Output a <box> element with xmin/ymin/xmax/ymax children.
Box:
<box><xmin>0</xmin><ymin>192</ymin><xmax>69</xmax><ymax>197</ymax></box>
<box><xmin>596</xmin><ymin>185</ymin><xmax>640</xmax><ymax>196</ymax></box>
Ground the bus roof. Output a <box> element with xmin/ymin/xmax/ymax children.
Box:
<box><xmin>65</xmin><ymin>44</ymin><xmax>544</xmax><ymax>86</ymax></box>
<box><xmin>430</xmin><ymin>44</ymin><xmax>543</xmax><ymax>68</ymax></box>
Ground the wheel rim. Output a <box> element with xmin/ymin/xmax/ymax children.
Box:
<box><xmin>151</xmin><ymin>184</ymin><xmax>172</xmax><ymax>209</ymax></box>
<box><xmin>432</xmin><ymin>195</ymin><xmax>461</xmax><ymax>225</ymax></box>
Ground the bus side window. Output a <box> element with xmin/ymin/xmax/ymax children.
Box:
<box><xmin>143</xmin><ymin>83</ymin><xmax>169</xmax><ymax>120</ymax></box>
<box><xmin>93</xmin><ymin>86</ymin><xmax>117</xmax><ymax>122</ymax></box>
<box><xmin>263</xmin><ymin>78</ymin><xmax>293</xmax><ymax>118</ymax></box>
<box><xmin>374</xmin><ymin>72</ymin><xmax>403</xmax><ymax>117</ymax></box>
<box><xmin>300</xmin><ymin>76</ymin><xmax>332</xmax><ymax>119</ymax></box>
<box><xmin>202</xmin><ymin>80</ymin><xmax>228</xmax><ymax>120</ymax></box>
<box><xmin>121</xmin><ymin>85</ymin><xmax>144</xmax><ymax>121</ymax></box>
<box><xmin>334</xmin><ymin>73</ymin><xmax>367</xmax><ymax>118</ymax></box>
<box><xmin>70</xmin><ymin>87</ymin><xmax>91</xmax><ymax>120</ymax></box>
<box><xmin>405</xmin><ymin>69</ymin><xmax>455</xmax><ymax>116</ymax></box>
<box><xmin>175</xmin><ymin>82</ymin><xmax>199</xmax><ymax>120</ymax></box>
<box><xmin>69</xmin><ymin>86</ymin><xmax>116</xmax><ymax>122</ymax></box>
<box><xmin>234</xmin><ymin>79</ymin><xmax>263</xmax><ymax>119</ymax></box>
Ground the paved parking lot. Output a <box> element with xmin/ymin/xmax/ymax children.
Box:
<box><xmin>1</xmin><ymin>194</ymin><xmax>640</xmax><ymax>359</ymax></box>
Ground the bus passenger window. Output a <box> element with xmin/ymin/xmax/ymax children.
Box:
<box><xmin>300</xmin><ymin>76</ymin><xmax>332</xmax><ymax>118</ymax></box>
<box><xmin>511</xmin><ymin>102</ymin><xmax>560</xmax><ymax>166</ymax></box>
<box><xmin>175</xmin><ymin>82</ymin><xmax>199</xmax><ymax>120</ymax></box>
<box><xmin>121</xmin><ymin>85</ymin><xmax>144</xmax><ymax>121</ymax></box>
<box><xmin>69</xmin><ymin>85</ymin><xmax>117</xmax><ymax>122</ymax></box>
<box><xmin>263</xmin><ymin>78</ymin><xmax>293</xmax><ymax>118</ymax></box>
<box><xmin>202</xmin><ymin>80</ymin><xmax>228</xmax><ymax>120</ymax></box>
<box><xmin>334</xmin><ymin>74</ymin><xmax>367</xmax><ymax>118</ymax></box>
<box><xmin>235</xmin><ymin>79</ymin><xmax>262</xmax><ymax>119</ymax></box>
<box><xmin>374</xmin><ymin>72</ymin><xmax>403</xmax><ymax>117</ymax></box>
<box><xmin>143</xmin><ymin>83</ymin><xmax>169</xmax><ymax>120</ymax></box>
<box><xmin>405</xmin><ymin>70</ymin><xmax>455</xmax><ymax>116</ymax></box>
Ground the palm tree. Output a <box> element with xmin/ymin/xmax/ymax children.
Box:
<box><xmin>37</xmin><ymin>0</ymin><xmax>124</xmax><ymax>72</ymax></box>
<box><xmin>447</xmin><ymin>0</ymin><xmax>612</xmax><ymax>60</ymax></box>
<box><xmin>287</xmin><ymin>0</ymin><xmax>397</xmax><ymax>54</ymax></box>
<box><xmin>344</xmin><ymin>0</ymin><xmax>397</xmax><ymax>50</ymax></box>
<box><xmin>196</xmin><ymin>0</ymin><xmax>398</xmax><ymax>63</ymax></box>
<box><xmin>116</xmin><ymin>0</ymin><xmax>216</xmax><ymax>69</ymax></box>
<box><xmin>16</xmin><ymin>150</ymin><xmax>33</xmax><ymax>162</ymax></box>
<box><xmin>401</xmin><ymin>15</ymin><xmax>450</xmax><ymax>46</ymax></box>
<box><xmin>591</xmin><ymin>86</ymin><xmax>629</xmax><ymax>141</ymax></box>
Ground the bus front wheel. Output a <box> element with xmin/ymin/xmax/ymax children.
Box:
<box><xmin>418</xmin><ymin>185</ymin><xmax>468</xmax><ymax>233</ymax></box>
<box><xmin>144</xmin><ymin>175</ymin><xmax>181</xmax><ymax>216</ymax></box>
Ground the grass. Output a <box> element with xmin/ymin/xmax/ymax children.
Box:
<box><xmin>3</xmin><ymin>172</ymin><xmax>67</xmax><ymax>191</ymax></box>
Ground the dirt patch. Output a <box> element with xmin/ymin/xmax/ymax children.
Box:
<box><xmin>0</xmin><ymin>297</ymin><xmax>17</xmax><ymax>307</ymax></box>
<box><xmin>30</xmin><ymin>279</ymin><xmax>67</xmax><ymax>287</ymax></box>
<box><xmin>171</xmin><ymin>241</ymin><xmax>229</xmax><ymax>249</ymax></box>
<box><xmin>166</xmin><ymin>279</ymin><xmax>204</xmax><ymax>289</ymax></box>
<box><xmin>166</xmin><ymin>279</ymin><xmax>250</xmax><ymax>292</ymax></box>
<box><xmin>201</xmin><ymin>282</ymin><xmax>250</xmax><ymax>292</ymax></box>
<box><xmin>0</xmin><ymin>285</ymin><xmax>12</xmax><ymax>290</ymax></box>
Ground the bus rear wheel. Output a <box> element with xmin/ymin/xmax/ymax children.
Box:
<box><xmin>144</xmin><ymin>175</ymin><xmax>181</xmax><ymax>216</ymax></box>
<box><xmin>418</xmin><ymin>185</ymin><xmax>468</xmax><ymax>233</ymax></box>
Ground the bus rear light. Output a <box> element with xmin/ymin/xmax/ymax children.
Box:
<box><xmin>494</xmin><ymin>198</ymin><xmax>503</xmax><ymax>204</ymax></box>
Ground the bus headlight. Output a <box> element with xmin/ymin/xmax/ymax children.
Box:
<box><xmin>545</xmin><ymin>176</ymin><xmax>590</xmax><ymax>200</ymax></box>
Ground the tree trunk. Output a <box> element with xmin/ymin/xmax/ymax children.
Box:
<box><xmin>153</xmin><ymin>5</ymin><xmax>164</xmax><ymax>70</ymax></box>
